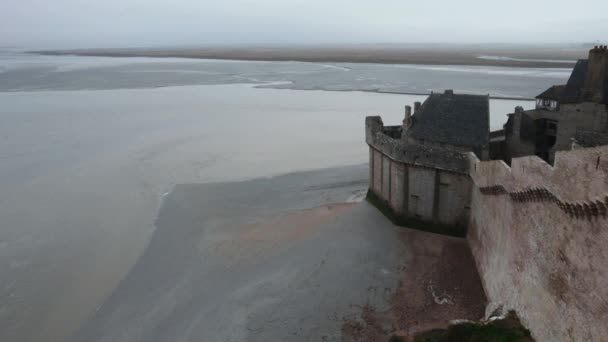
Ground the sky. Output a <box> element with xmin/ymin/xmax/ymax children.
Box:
<box><xmin>1</xmin><ymin>0</ymin><xmax>607</xmax><ymax>49</ymax></box>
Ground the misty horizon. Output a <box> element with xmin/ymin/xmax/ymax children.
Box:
<box><xmin>1</xmin><ymin>0</ymin><xmax>607</xmax><ymax>49</ymax></box>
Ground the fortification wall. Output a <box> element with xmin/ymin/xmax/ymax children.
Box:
<box><xmin>366</xmin><ymin>116</ymin><xmax>472</xmax><ymax>235</ymax></box>
<box><xmin>468</xmin><ymin>146</ymin><xmax>608</xmax><ymax>342</ymax></box>
<box><xmin>366</xmin><ymin>116</ymin><xmax>470</xmax><ymax>173</ymax></box>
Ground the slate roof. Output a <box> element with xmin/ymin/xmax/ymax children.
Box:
<box><xmin>536</xmin><ymin>58</ymin><xmax>608</xmax><ymax>104</ymax></box>
<box><xmin>566</xmin><ymin>59</ymin><xmax>588</xmax><ymax>88</ymax></box>
<box><xmin>536</xmin><ymin>84</ymin><xmax>582</xmax><ymax>104</ymax></box>
<box><xmin>536</xmin><ymin>85</ymin><xmax>565</xmax><ymax>100</ymax></box>
<box><xmin>409</xmin><ymin>90</ymin><xmax>489</xmax><ymax>149</ymax></box>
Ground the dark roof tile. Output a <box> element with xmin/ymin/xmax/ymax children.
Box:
<box><xmin>409</xmin><ymin>91</ymin><xmax>489</xmax><ymax>149</ymax></box>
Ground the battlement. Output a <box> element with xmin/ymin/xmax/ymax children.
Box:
<box><xmin>469</xmin><ymin>145</ymin><xmax>608</xmax><ymax>203</ymax></box>
<box><xmin>366</xmin><ymin>116</ymin><xmax>470</xmax><ymax>173</ymax></box>
<box><xmin>591</xmin><ymin>45</ymin><xmax>608</xmax><ymax>52</ymax></box>
<box><xmin>468</xmin><ymin>145</ymin><xmax>608</xmax><ymax>342</ymax></box>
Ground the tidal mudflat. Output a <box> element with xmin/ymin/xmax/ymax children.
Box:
<box><xmin>70</xmin><ymin>165</ymin><xmax>486</xmax><ymax>342</ymax></box>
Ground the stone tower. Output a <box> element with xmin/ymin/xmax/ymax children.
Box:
<box><xmin>583</xmin><ymin>45</ymin><xmax>608</xmax><ymax>103</ymax></box>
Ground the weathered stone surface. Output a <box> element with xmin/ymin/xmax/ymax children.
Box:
<box><xmin>366</xmin><ymin>116</ymin><xmax>472</xmax><ymax>234</ymax></box>
<box><xmin>366</xmin><ymin>116</ymin><xmax>471</xmax><ymax>174</ymax></box>
<box><xmin>468</xmin><ymin>146</ymin><xmax>608</xmax><ymax>342</ymax></box>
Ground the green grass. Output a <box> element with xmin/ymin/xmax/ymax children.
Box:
<box><xmin>366</xmin><ymin>190</ymin><xmax>467</xmax><ymax>238</ymax></box>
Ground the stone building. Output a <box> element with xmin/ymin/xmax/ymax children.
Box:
<box><xmin>366</xmin><ymin>90</ymin><xmax>489</xmax><ymax>235</ymax></box>
<box><xmin>365</xmin><ymin>47</ymin><xmax>608</xmax><ymax>342</ymax></box>
<box><xmin>494</xmin><ymin>46</ymin><xmax>608</xmax><ymax>163</ymax></box>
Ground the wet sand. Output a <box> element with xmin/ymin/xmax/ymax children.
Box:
<box><xmin>69</xmin><ymin>165</ymin><xmax>486</xmax><ymax>342</ymax></box>
<box><xmin>34</xmin><ymin>44</ymin><xmax>586</xmax><ymax>68</ymax></box>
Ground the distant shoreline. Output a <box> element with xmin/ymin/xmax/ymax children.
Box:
<box><xmin>30</xmin><ymin>45</ymin><xmax>585</xmax><ymax>69</ymax></box>
<box><xmin>345</xmin><ymin>89</ymin><xmax>534</xmax><ymax>101</ymax></box>
<box><xmin>267</xmin><ymin>87</ymin><xmax>535</xmax><ymax>101</ymax></box>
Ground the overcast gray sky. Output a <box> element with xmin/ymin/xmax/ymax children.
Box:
<box><xmin>1</xmin><ymin>0</ymin><xmax>606</xmax><ymax>48</ymax></box>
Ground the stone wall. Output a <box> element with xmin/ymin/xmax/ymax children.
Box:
<box><xmin>505</xmin><ymin>103</ymin><xmax>607</xmax><ymax>163</ymax></box>
<box><xmin>467</xmin><ymin>146</ymin><xmax>608</xmax><ymax>342</ymax></box>
<box><xmin>366</xmin><ymin>116</ymin><xmax>470</xmax><ymax>173</ymax></box>
<box><xmin>551</xmin><ymin>103</ymin><xmax>608</xmax><ymax>153</ymax></box>
<box><xmin>366</xmin><ymin>116</ymin><xmax>472</xmax><ymax>235</ymax></box>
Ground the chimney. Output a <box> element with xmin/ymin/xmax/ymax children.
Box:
<box><xmin>584</xmin><ymin>44</ymin><xmax>608</xmax><ymax>102</ymax></box>
<box><xmin>515</xmin><ymin>106</ymin><xmax>524</xmax><ymax>113</ymax></box>
<box><xmin>403</xmin><ymin>105</ymin><xmax>412</xmax><ymax>130</ymax></box>
<box><xmin>414</xmin><ymin>102</ymin><xmax>421</xmax><ymax>113</ymax></box>
<box><xmin>445</xmin><ymin>89</ymin><xmax>454</xmax><ymax>96</ymax></box>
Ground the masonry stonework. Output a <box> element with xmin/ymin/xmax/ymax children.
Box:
<box><xmin>389</xmin><ymin>162</ymin><xmax>405</xmax><ymax>213</ymax></box>
<box><xmin>366</xmin><ymin>116</ymin><xmax>472</xmax><ymax>235</ymax></box>
<box><xmin>468</xmin><ymin>146</ymin><xmax>608</xmax><ymax>342</ymax></box>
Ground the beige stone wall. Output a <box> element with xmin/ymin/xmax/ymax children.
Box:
<box><xmin>468</xmin><ymin>146</ymin><xmax>608</xmax><ymax>342</ymax></box>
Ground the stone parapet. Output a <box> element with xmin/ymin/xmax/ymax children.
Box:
<box><xmin>468</xmin><ymin>145</ymin><xmax>608</xmax><ymax>341</ymax></box>
<box><xmin>468</xmin><ymin>145</ymin><xmax>608</xmax><ymax>204</ymax></box>
<box><xmin>366</xmin><ymin>116</ymin><xmax>470</xmax><ymax>174</ymax></box>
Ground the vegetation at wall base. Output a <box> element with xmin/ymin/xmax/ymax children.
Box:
<box><xmin>366</xmin><ymin>190</ymin><xmax>467</xmax><ymax>238</ymax></box>
<box><xmin>411</xmin><ymin>311</ymin><xmax>533</xmax><ymax>342</ymax></box>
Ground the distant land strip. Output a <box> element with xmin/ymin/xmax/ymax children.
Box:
<box><xmin>271</xmin><ymin>87</ymin><xmax>535</xmax><ymax>101</ymax></box>
<box><xmin>30</xmin><ymin>46</ymin><xmax>585</xmax><ymax>69</ymax></box>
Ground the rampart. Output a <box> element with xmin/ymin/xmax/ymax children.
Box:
<box><xmin>467</xmin><ymin>146</ymin><xmax>608</xmax><ymax>342</ymax></box>
<box><xmin>366</xmin><ymin>116</ymin><xmax>472</xmax><ymax>236</ymax></box>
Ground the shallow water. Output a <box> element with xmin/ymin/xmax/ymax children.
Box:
<box><xmin>0</xmin><ymin>48</ymin><xmax>570</xmax><ymax>98</ymax></box>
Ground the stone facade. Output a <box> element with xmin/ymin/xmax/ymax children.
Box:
<box><xmin>499</xmin><ymin>46</ymin><xmax>608</xmax><ymax>164</ymax></box>
<box><xmin>467</xmin><ymin>146</ymin><xmax>608</xmax><ymax>342</ymax></box>
<box><xmin>503</xmin><ymin>102</ymin><xmax>608</xmax><ymax>163</ymax></box>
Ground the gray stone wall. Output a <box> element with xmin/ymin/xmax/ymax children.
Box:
<box><xmin>551</xmin><ymin>103</ymin><xmax>608</xmax><ymax>153</ymax></box>
<box><xmin>366</xmin><ymin>116</ymin><xmax>470</xmax><ymax>173</ymax></box>
<box><xmin>372</xmin><ymin>149</ymin><xmax>382</xmax><ymax>194</ymax></box>
<box><xmin>389</xmin><ymin>162</ymin><xmax>405</xmax><ymax>213</ymax></box>
<box><xmin>467</xmin><ymin>146</ymin><xmax>608</xmax><ymax>342</ymax></box>
<box><xmin>407</xmin><ymin>166</ymin><xmax>436</xmax><ymax>221</ymax></box>
<box><xmin>585</xmin><ymin>47</ymin><xmax>608</xmax><ymax>103</ymax></box>
<box><xmin>505</xmin><ymin>103</ymin><xmax>608</xmax><ymax>163</ymax></box>
<box><xmin>382</xmin><ymin>155</ymin><xmax>391</xmax><ymax>200</ymax></box>
<box><xmin>437</xmin><ymin>172</ymin><xmax>472</xmax><ymax>226</ymax></box>
<box><xmin>366</xmin><ymin>116</ymin><xmax>473</xmax><ymax>231</ymax></box>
